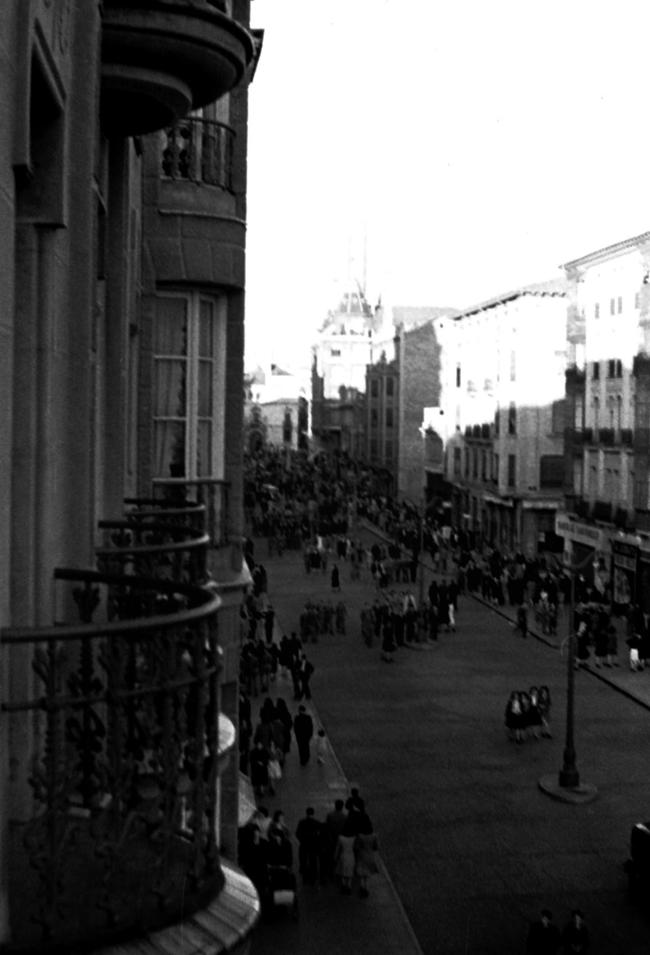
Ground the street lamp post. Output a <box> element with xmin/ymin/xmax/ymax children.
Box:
<box><xmin>539</xmin><ymin>550</ymin><xmax>598</xmax><ymax>803</ymax></box>
<box><xmin>559</xmin><ymin>567</ymin><xmax>580</xmax><ymax>787</ymax></box>
<box><xmin>418</xmin><ymin>500</ymin><xmax>425</xmax><ymax>609</ymax></box>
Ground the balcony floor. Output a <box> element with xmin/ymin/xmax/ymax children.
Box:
<box><xmin>95</xmin><ymin>859</ymin><xmax>260</xmax><ymax>955</ymax></box>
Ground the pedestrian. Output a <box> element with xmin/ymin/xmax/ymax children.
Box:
<box><xmin>526</xmin><ymin>908</ymin><xmax>560</xmax><ymax>955</ymax></box>
<box><xmin>345</xmin><ymin>786</ymin><xmax>365</xmax><ymax>814</ymax></box>
<box><xmin>238</xmin><ymin>822</ymin><xmax>268</xmax><ymax>897</ymax></box>
<box><xmin>293</xmin><ymin>651</ymin><xmax>315</xmax><ymax>700</ymax></box>
<box><xmin>354</xmin><ymin>813</ymin><xmax>379</xmax><ymax>898</ymax></box>
<box><xmin>527</xmin><ymin>686</ymin><xmax>543</xmax><ymax>741</ymax></box>
<box><xmin>515</xmin><ymin>604</ymin><xmax>528</xmax><ymax>638</ymax></box>
<box><xmin>627</xmin><ymin>631</ymin><xmax>643</xmax><ymax>671</ymax></box>
<box><xmin>323</xmin><ymin>799</ymin><xmax>347</xmax><ymax>879</ymax></box>
<box><xmin>295</xmin><ymin>807</ymin><xmax>322</xmax><ymax>886</ymax></box>
<box><xmin>538</xmin><ymin>685</ymin><xmax>552</xmax><ymax>738</ymax></box>
<box><xmin>504</xmin><ymin>690</ymin><xmax>524</xmax><ymax>743</ymax></box>
<box><xmin>293</xmin><ymin>704</ymin><xmax>314</xmax><ymax>765</ymax></box>
<box><xmin>267</xmin><ymin>818</ymin><xmax>293</xmax><ymax>869</ymax></box>
<box><xmin>274</xmin><ymin>697</ymin><xmax>293</xmax><ymax>762</ymax></box>
<box><xmin>334</xmin><ymin>814</ymin><xmax>358</xmax><ymax>894</ymax></box>
<box><xmin>316</xmin><ymin>727</ymin><xmax>327</xmax><ymax>764</ymax></box>
<box><xmin>249</xmin><ymin>739</ymin><xmax>270</xmax><ymax>797</ymax></box>
<box><xmin>561</xmin><ymin>909</ymin><xmax>590</xmax><ymax>954</ymax></box>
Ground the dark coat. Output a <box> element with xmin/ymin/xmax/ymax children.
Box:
<box><xmin>293</xmin><ymin>711</ymin><xmax>314</xmax><ymax>744</ymax></box>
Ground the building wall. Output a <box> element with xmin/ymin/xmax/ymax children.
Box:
<box><xmin>564</xmin><ymin>235</ymin><xmax>650</xmax><ymax>533</ymax></box>
<box><xmin>0</xmin><ymin>1</ymin><xmax>259</xmax><ymax>947</ymax></box>
<box><xmin>446</xmin><ymin>287</ymin><xmax>567</xmax><ymax>552</ymax></box>
<box><xmin>366</xmin><ymin>352</ymin><xmax>398</xmax><ymax>486</ymax></box>
<box><xmin>398</xmin><ymin>322</ymin><xmax>442</xmax><ymax>503</ymax></box>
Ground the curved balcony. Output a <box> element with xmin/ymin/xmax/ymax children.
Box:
<box><xmin>161</xmin><ymin>118</ymin><xmax>235</xmax><ymax>192</ymax></box>
<box><xmin>101</xmin><ymin>0</ymin><xmax>255</xmax><ymax>136</ymax></box>
<box><xmin>151</xmin><ymin>477</ymin><xmax>231</xmax><ymax>549</ymax></box>
<box><xmin>96</xmin><ymin>511</ymin><xmax>210</xmax><ymax>584</ymax></box>
<box><xmin>1</xmin><ymin>569</ymin><xmax>226</xmax><ymax>953</ymax></box>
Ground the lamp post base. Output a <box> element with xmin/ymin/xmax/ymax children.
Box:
<box><xmin>538</xmin><ymin>774</ymin><xmax>598</xmax><ymax>805</ymax></box>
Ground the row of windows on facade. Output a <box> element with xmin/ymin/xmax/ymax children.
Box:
<box><xmin>453</xmin><ymin>448</ymin><xmax>563</xmax><ymax>489</ymax></box>
<box><xmin>589</xmin><ymin>292</ymin><xmax>642</xmax><ymax>320</ymax></box>
<box><xmin>591</xmin><ymin>358</ymin><xmax>623</xmax><ymax>379</ymax></box>
<box><xmin>369</xmin><ymin>376</ymin><xmax>395</xmax><ymax>398</ymax></box>
<box><xmin>464</xmin><ymin>400</ymin><xmax>567</xmax><ymax>440</ymax></box>
<box><xmin>370</xmin><ymin>408</ymin><xmax>394</xmax><ymax>428</ymax></box>
<box><xmin>588</xmin><ymin>394</ymin><xmax>626</xmax><ymax>432</ymax></box>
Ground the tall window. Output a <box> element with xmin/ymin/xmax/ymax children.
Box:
<box><xmin>508</xmin><ymin>402</ymin><xmax>517</xmax><ymax>435</ymax></box>
<box><xmin>153</xmin><ymin>293</ymin><xmax>226</xmax><ymax>479</ymax></box>
<box><xmin>593</xmin><ymin>396</ymin><xmax>600</xmax><ymax>432</ymax></box>
<box><xmin>507</xmin><ymin>454</ymin><xmax>516</xmax><ymax>487</ymax></box>
<box><xmin>385</xmin><ymin>408</ymin><xmax>394</xmax><ymax>428</ymax></box>
<box><xmin>386</xmin><ymin>376</ymin><xmax>394</xmax><ymax>397</ymax></box>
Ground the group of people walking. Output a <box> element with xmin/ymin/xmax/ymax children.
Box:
<box><xmin>504</xmin><ymin>686</ymin><xmax>552</xmax><ymax>744</ymax></box>
<box><xmin>294</xmin><ymin>788</ymin><xmax>379</xmax><ymax>898</ymax></box>
<box><xmin>298</xmin><ymin>598</ymin><xmax>347</xmax><ymax>641</ymax></box>
<box><xmin>240</xmin><ymin>691</ymin><xmax>324</xmax><ymax>797</ymax></box>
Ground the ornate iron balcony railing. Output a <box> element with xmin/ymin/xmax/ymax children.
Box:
<box><xmin>161</xmin><ymin>118</ymin><xmax>235</xmax><ymax>191</ymax></box>
<box><xmin>150</xmin><ymin>477</ymin><xmax>231</xmax><ymax>548</ymax></box>
<box><xmin>96</xmin><ymin>510</ymin><xmax>210</xmax><ymax>583</ymax></box>
<box><xmin>1</xmin><ymin>569</ymin><xmax>228</xmax><ymax>953</ymax></box>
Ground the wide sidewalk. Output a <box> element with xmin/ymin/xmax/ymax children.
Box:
<box><xmin>248</xmin><ymin>551</ymin><xmax>425</xmax><ymax>955</ymax></box>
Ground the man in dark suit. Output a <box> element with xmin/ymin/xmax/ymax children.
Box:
<box><xmin>293</xmin><ymin>705</ymin><xmax>314</xmax><ymax>765</ymax></box>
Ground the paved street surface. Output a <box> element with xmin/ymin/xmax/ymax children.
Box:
<box><xmin>249</xmin><ymin>530</ymin><xmax>650</xmax><ymax>955</ymax></box>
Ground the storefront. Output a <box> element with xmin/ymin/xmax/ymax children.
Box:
<box><xmin>638</xmin><ymin>547</ymin><xmax>650</xmax><ymax>616</ymax></box>
<box><xmin>611</xmin><ymin>538</ymin><xmax>638</xmax><ymax>614</ymax></box>
<box><xmin>554</xmin><ymin>513</ymin><xmax>610</xmax><ymax>596</ymax></box>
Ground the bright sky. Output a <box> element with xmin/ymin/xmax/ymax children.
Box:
<box><xmin>245</xmin><ymin>0</ymin><xmax>650</xmax><ymax>370</ymax></box>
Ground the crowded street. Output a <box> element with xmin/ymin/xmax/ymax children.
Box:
<box><xmin>241</xmin><ymin>472</ymin><xmax>650</xmax><ymax>955</ymax></box>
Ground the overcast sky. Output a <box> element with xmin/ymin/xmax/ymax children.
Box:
<box><xmin>245</xmin><ymin>0</ymin><xmax>650</xmax><ymax>370</ymax></box>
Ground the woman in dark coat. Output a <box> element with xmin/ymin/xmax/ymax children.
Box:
<box><xmin>249</xmin><ymin>740</ymin><xmax>269</xmax><ymax>797</ymax></box>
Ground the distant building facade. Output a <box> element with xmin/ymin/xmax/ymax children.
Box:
<box><xmin>445</xmin><ymin>281</ymin><xmax>568</xmax><ymax>555</ymax></box>
<box><xmin>560</xmin><ymin>231</ymin><xmax>650</xmax><ymax>608</ymax></box>
<box><xmin>311</xmin><ymin>285</ymin><xmax>380</xmax><ymax>454</ymax></box>
<box><xmin>366</xmin><ymin>348</ymin><xmax>399</xmax><ymax>490</ymax></box>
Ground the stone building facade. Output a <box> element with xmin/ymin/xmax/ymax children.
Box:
<box><xmin>560</xmin><ymin>232</ymin><xmax>650</xmax><ymax>609</ymax></box>
<box><xmin>445</xmin><ymin>281</ymin><xmax>568</xmax><ymax>555</ymax></box>
<box><xmin>0</xmin><ymin>2</ymin><xmax>261</xmax><ymax>952</ymax></box>
<box><xmin>366</xmin><ymin>349</ymin><xmax>399</xmax><ymax>491</ymax></box>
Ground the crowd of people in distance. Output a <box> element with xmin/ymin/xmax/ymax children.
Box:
<box><xmin>358</xmin><ymin>575</ymin><xmax>458</xmax><ymax>660</ymax></box>
<box><xmin>298</xmin><ymin>599</ymin><xmax>347</xmax><ymax>641</ymax></box>
<box><xmin>504</xmin><ymin>686</ymin><xmax>552</xmax><ymax>744</ymax></box>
